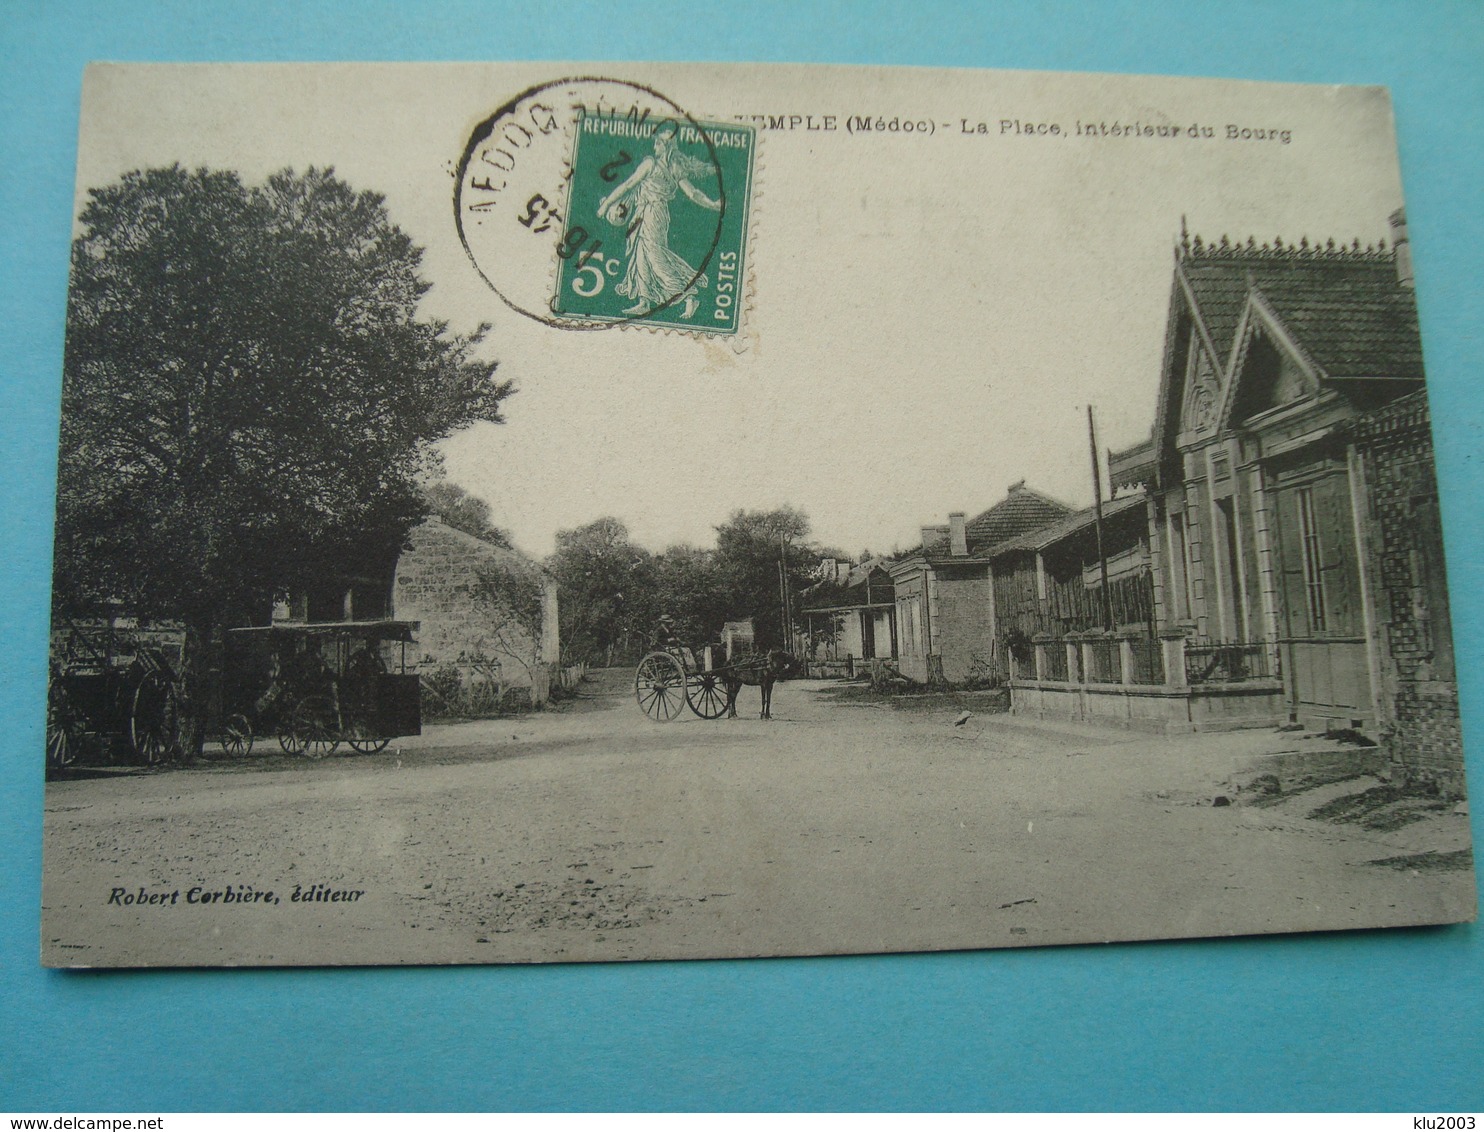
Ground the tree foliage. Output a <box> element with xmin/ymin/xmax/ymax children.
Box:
<box><xmin>546</xmin><ymin>517</ymin><xmax>655</xmax><ymax>664</ymax></box>
<box><xmin>423</xmin><ymin>478</ymin><xmax>511</xmax><ymax>547</ymax></box>
<box><xmin>548</xmin><ymin>506</ymin><xmax>830</xmax><ymax>662</ymax></box>
<box><xmin>647</xmin><ymin>544</ymin><xmax>729</xmax><ymax>650</ymax></box>
<box><xmin>712</xmin><ymin>507</ymin><xmax>816</xmax><ymax>649</ymax></box>
<box><xmin>54</xmin><ymin>164</ymin><xmax>513</xmax><ymax>629</ymax></box>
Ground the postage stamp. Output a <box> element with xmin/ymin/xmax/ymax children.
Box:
<box><xmin>551</xmin><ymin>112</ymin><xmax>756</xmax><ymax>334</ymax></box>
<box><xmin>454</xmin><ymin>77</ymin><xmax>754</xmax><ymax>336</ymax></box>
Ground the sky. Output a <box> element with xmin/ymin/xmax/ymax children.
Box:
<box><xmin>73</xmin><ymin>62</ymin><xmax>1407</xmax><ymax>560</ymax></box>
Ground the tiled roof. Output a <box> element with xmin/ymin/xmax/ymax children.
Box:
<box><xmin>1107</xmin><ymin>437</ymin><xmax>1156</xmax><ymax>487</ymax></box>
<box><xmin>800</xmin><ymin>558</ymin><xmax>895</xmax><ymax>609</ymax></box>
<box><xmin>960</xmin><ymin>485</ymin><xmax>1074</xmax><ymax>555</ymax></box>
<box><xmin>1177</xmin><ymin>240</ymin><xmax>1420</xmax><ymax>379</ymax></box>
<box><xmin>986</xmin><ymin>490</ymin><xmax>1148</xmax><ymax>556</ymax></box>
<box><xmin>1253</xmin><ymin>282</ymin><xmax>1423</xmax><ymax>381</ymax></box>
<box><xmin>844</xmin><ymin>557</ymin><xmax>890</xmax><ymax>586</ymax></box>
<box><xmin>908</xmin><ymin>485</ymin><xmax>1075</xmax><ymax>561</ymax></box>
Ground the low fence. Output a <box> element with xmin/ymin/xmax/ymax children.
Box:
<box><xmin>1183</xmin><ymin>640</ymin><xmax>1272</xmax><ymax>684</ymax></box>
<box><xmin>1010</xmin><ymin>632</ymin><xmax>1284</xmax><ymax>732</ymax></box>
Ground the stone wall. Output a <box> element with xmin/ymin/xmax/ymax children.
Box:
<box><xmin>393</xmin><ymin>519</ymin><xmax>558</xmax><ymax>705</ymax></box>
<box><xmin>1354</xmin><ymin>392</ymin><xmax>1465</xmax><ymax>794</ymax></box>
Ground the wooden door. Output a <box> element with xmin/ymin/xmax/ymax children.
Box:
<box><xmin>1271</xmin><ymin>463</ymin><xmax>1371</xmax><ymax>730</ymax></box>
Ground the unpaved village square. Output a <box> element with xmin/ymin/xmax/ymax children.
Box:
<box><xmin>42</xmin><ymin>671</ymin><xmax>1476</xmax><ymax>966</ymax></box>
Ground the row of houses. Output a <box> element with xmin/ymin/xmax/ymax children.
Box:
<box><xmin>801</xmin><ymin>212</ymin><xmax>1463</xmax><ymax>793</ymax></box>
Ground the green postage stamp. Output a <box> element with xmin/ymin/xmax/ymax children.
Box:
<box><xmin>552</xmin><ymin>111</ymin><xmax>756</xmax><ymax>334</ymax></box>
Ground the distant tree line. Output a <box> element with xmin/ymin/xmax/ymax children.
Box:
<box><xmin>547</xmin><ymin>508</ymin><xmax>847</xmax><ymax>665</ymax></box>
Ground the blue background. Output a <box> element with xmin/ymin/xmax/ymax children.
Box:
<box><xmin>2</xmin><ymin>0</ymin><xmax>1481</xmax><ymax>1112</ymax></box>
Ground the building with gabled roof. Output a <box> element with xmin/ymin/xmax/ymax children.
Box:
<box><xmin>985</xmin><ymin>490</ymin><xmax>1155</xmax><ymax>646</ymax></box>
<box><xmin>1091</xmin><ymin>211</ymin><xmax>1455</xmax><ymax>758</ymax></box>
<box><xmin>798</xmin><ymin>557</ymin><xmax>897</xmax><ymax>674</ymax></box>
<box><xmin>887</xmin><ymin>481</ymin><xmax>1074</xmax><ymax>684</ymax></box>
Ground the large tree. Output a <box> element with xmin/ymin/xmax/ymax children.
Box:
<box><xmin>55</xmin><ymin>165</ymin><xmax>513</xmax><ymax>717</ymax></box>
<box><xmin>712</xmin><ymin>506</ymin><xmax>816</xmax><ymax>650</ymax></box>
<box><xmin>546</xmin><ymin>517</ymin><xmax>655</xmax><ymax>665</ymax></box>
<box><xmin>646</xmin><ymin>543</ymin><xmax>729</xmax><ymax>651</ymax></box>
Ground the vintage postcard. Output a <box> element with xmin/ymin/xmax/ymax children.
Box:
<box><xmin>43</xmin><ymin>62</ymin><xmax>1475</xmax><ymax>967</ymax></box>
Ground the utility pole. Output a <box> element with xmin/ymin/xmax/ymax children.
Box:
<box><xmin>1089</xmin><ymin>405</ymin><xmax>1114</xmax><ymax>631</ymax></box>
<box><xmin>778</xmin><ymin>532</ymin><xmax>793</xmax><ymax>650</ymax></box>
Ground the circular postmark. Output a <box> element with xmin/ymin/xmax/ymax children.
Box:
<box><xmin>454</xmin><ymin>77</ymin><xmax>730</xmax><ymax>331</ymax></box>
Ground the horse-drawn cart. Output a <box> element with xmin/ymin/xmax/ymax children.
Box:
<box><xmin>634</xmin><ymin>647</ymin><xmax>732</xmax><ymax>722</ymax></box>
<box><xmin>46</xmin><ymin>619</ymin><xmax>185</xmax><ymax>770</ymax></box>
<box><xmin>633</xmin><ymin>642</ymin><xmax>791</xmax><ymax>723</ymax></box>
<box><xmin>221</xmin><ymin>620</ymin><xmax>421</xmax><ymax>758</ymax></box>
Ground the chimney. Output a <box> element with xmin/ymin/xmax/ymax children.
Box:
<box><xmin>1008</xmin><ymin>478</ymin><xmax>1026</xmax><ymax>494</ymax></box>
<box><xmin>920</xmin><ymin>525</ymin><xmax>939</xmax><ymax>553</ymax></box>
<box><xmin>1389</xmin><ymin>208</ymin><xmax>1413</xmax><ymax>288</ymax></box>
<box><xmin>949</xmin><ymin>512</ymin><xmax>968</xmax><ymax>556</ymax></box>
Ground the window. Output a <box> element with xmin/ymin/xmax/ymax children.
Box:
<box><xmin>1295</xmin><ymin>486</ymin><xmax>1327</xmax><ymax>632</ymax></box>
<box><xmin>1168</xmin><ymin>511</ymin><xmax>1192</xmax><ymax>620</ymax></box>
<box><xmin>1217</xmin><ymin>497</ymin><xmax>1248</xmax><ymax>641</ymax></box>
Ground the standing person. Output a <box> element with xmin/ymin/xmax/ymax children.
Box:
<box><xmin>597</xmin><ymin>120</ymin><xmax>721</xmax><ymax>319</ymax></box>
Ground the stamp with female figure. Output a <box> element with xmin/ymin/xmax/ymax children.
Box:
<box><xmin>553</xmin><ymin>111</ymin><xmax>756</xmax><ymax>334</ymax></box>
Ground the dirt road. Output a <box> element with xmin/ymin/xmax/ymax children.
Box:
<box><xmin>41</xmin><ymin>669</ymin><xmax>1476</xmax><ymax>966</ymax></box>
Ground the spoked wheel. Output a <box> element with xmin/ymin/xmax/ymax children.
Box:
<box><xmin>687</xmin><ymin>670</ymin><xmax>730</xmax><ymax>719</ymax></box>
<box><xmin>346</xmin><ymin>718</ymin><xmax>390</xmax><ymax>755</ymax></box>
<box><xmin>290</xmin><ymin>695</ymin><xmax>341</xmax><ymax>759</ymax></box>
<box><xmin>635</xmin><ymin>651</ymin><xmax>689</xmax><ymax>723</ymax></box>
<box><xmin>278</xmin><ymin>717</ymin><xmax>306</xmax><ymax>756</ymax></box>
<box><xmin>220</xmin><ymin>713</ymin><xmax>254</xmax><ymax>757</ymax></box>
<box><xmin>46</xmin><ymin>686</ymin><xmax>81</xmax><ymax>771</ymax></box>
<box><xmin>129</xmin><ymin>672</ymin><xmax>180</xmax><ymax>766</ymax></box>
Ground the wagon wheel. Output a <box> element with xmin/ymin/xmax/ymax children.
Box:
<box><xmin>346</xmin><ymin>717</ymin><xmax>390</xmax><ymax>755</ymax></box>
<box><xmin>290</xmin><ymin>695</ymin><xmax>341</xmax><ymax>759</ymax></box>
<box><xmin>277</xmin><ymin>712</ymin><xmax>306</xmax><ymax>756</ymax></box>
<box><xmin>129</xmin><ymin>672</ymin><xmax>180</xmax><ymax>766</ymax></box>
<box><xmin>686</xmin><ymin>670</ymin><xmax>730</xmax><ymax>719</ymax></box>
<box><xmin>635</xmin><ymin>651</ymin><xmax>688</xmax><ymax>722</ymax></box>
<box><xmin>220</xmin><ymin>713</ymin><xmax>254</xmax><ymax>757</ymax></box>
<box><xmin>46</xmin><ymin>682</ymin><xmax>82</xmax><ymax>770</ymax></box>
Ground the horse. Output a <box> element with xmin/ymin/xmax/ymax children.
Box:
<box><xmin>722</xmin><ymin>649</ymin><xmax>797</xmax><ymax>719</ymax></box>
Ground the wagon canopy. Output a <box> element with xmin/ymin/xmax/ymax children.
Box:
<box><xmin>227</xmin><ymin>619</ymin><xmax>420</xmax><ymax>642</ymax></box>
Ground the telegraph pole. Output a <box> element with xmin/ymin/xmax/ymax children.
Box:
<box><xmin>1089</xmin><ymin>405</ymin><xmax>1114</xmax><ymax>631</ymax></box>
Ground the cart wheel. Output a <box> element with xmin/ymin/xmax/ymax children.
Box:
<box><xmin>346</xmin><ymin>718</ymin><xmax>389</xmax><ymax>754</ymax></box>
<box><xmin>129</xmin><ymin>672</ymin><xmax>179</xmax><ymax>766</ymax></box>
<box><xmin>635</xmin><ymin>652</ymin><xmax>688</xmax><ymax>722</ymax></box>
<box><xmin>687</xmin><ymin>671</ymin><xmax>730</xmax><ymax>719</ymax></box>
<box><xmin>291</xmin><ymin>695</ymin><xmax>341</xmax><ymax>759</ymax></box>
<box><xmin>277</xmin><ymin>724</ymin><xmax>305</xmax><ymax>756</ymax></box>
<box><xmin>220</xmin><ymin>713</ymin><xmax>254</xmax><ymax>757</ymax></box>
<box><xmin>46</xmin><ymin>688</ymin><xmax>81</xmax><ymax>770</ymax></box>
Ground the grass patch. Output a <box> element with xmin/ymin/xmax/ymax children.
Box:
<box><xmin>1308</xmin><ymin>784</ymin><xmax>1454</xmax><ymax>831</ymax></box>
<box><xmin>1366</xmin><ymin>848</ymin><xmax>1474</xmax><ymax>873</ymax></box>
<box><xmin>1237</xmin><ymin>746</ymin><xmax>1387</xmax><ymax>808</ymax></box>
